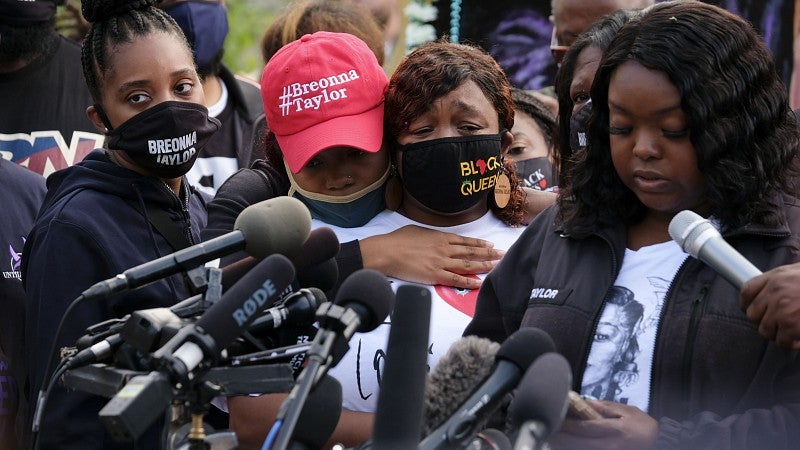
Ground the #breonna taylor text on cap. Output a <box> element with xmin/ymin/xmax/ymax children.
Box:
<box><xmin>261</xmin><ymin>31</ymin><xmax>389</xmax><ymax>174</ymax></box>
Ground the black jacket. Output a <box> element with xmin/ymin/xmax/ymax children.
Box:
<box><xmin>466</xmin><ymin>196</ymin><xmax>800</xmax><ymax>449</ymax></box>
<box><xmin>219</xmin><ymin>65</ymin><xmax>263</xmax><ymax>170</ymax></box>
<box><xmin>22</xmin><ymin>149</ymin><xmax>207</xmax><ymax>450</ymax></box>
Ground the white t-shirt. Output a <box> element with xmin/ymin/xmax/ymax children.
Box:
<box><xmin>581</xmin><ymin>239</ymin><xmax>688</xmax><ymax>412</ymax></box>
<box><xmin>318</xmin><ymin>210</ymin><xmax>524</xmax><ymax>412</ymax></box>
<box><xmin>184</xmin><ymin>81</ymin><xmax>238</xmax><ymax>197</ymax></box>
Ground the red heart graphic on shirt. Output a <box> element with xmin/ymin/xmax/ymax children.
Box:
<box><xmin>435</xmin><ymin>275</ymin><xmax>481</xmax><ymax>317</ymax></box>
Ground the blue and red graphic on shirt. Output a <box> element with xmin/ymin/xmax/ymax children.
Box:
<box><xmin>1</xmin><ymin>130</ymin><xmax>104</xmax><ymax>177</ymax></box>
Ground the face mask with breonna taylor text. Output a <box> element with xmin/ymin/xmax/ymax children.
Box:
<box><xmin>98</xmin><ymin>101</ymin><xmax>221</xmax><ymax>178</ymax></box>
<box><xmin>398</xmin><ymin>133</ymin><xmax>505</xmax><ymax>214</ymax></box>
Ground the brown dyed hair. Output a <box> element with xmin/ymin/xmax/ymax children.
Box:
<box><xmin>385</xmin><ymin>41</ymin><xmax>527</xmax><ymax>226</ymax></box>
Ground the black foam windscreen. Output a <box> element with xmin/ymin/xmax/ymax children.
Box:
<box><xmin>508</xmin><ymin>352</ymin><xmax>572</xmax><ymax>441</ymax></box>
<box><xmin>234</xmin><ymin>196</ymin><xmax>312</xmax><ymax>257</ymax></box>
<box><xmin>372</xmin><ymin>284</ymin><xmax>432</xmax><ymax>450</ymax></box>
<box><xmin>497</xmin><ymin>327</ymin><xmax>556</xmax><ymax>370</ymax></box>
<box><xmin>291</xmin><ymin>374</ymin><xmax>343</xmax><ymax>449</ymax></box>
<box><xmin>296</xmin><ymin>257</ymin><xmax>339</xmax><ymax>292</ymax></box>
<box><xmin>333</xmin><ymin>269</ymin><xmax>395</xmax><ymax>332</ymax></box>
<box><xmin>221</xmin><ymin>227</ymin><xmax>340</xmax><ymax>291</ymax></box>
<box><xmin>286</xmin><ymin>226</ymin><xmax>340</xmax><ymax>271</ymax></box>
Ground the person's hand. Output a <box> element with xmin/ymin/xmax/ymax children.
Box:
<box><xmin>548</xmin><ymin>400</ymin><xmax>658</xmax><ymax>450</ymax></box>
<box><xmin>740</xmin><ymin>263</ymin><xmax>800</xmax><ymax>349</ymax></box>
<box><xmin>359</xmin><ymin>225</ymin><xmax>504</xmax><ymax>289</ymax></box>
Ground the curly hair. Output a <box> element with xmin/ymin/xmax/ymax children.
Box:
<box><xmin>559</xmin><ymin>1</ymin><xmax>800</xmax><ymax>234</ymax></box>
<box><xmin>81</xmin><ymin>0</ymin><xmax>188</xmax><ymax>102</ymax></box>
<box><xmin>554</xmin><ymin>8</ymin><xmax>641</xmax><ymax>181</ymax></box>
<box><xmin>385</xmin><ymin>40</ymin><xmax>526</xmax><ymax>226</ymax></box>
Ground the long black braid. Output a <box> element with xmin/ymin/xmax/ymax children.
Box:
<box><xmin>80</xmin><ymin>0</ymin><xmax>189</xmax><ymax>102</ymax></box>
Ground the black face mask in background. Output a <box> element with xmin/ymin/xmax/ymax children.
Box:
<box><xmin>570</xmin><ymin>99</ymin><xmax>592</xmax><ymax>156</ymax></box>
<box><xmin>100</xmin><ymin>101</ymin><xmax>221</xmax><ymax>178</ymax></box>
<box><xmin>399</xmin><ymin>134</ymin><xmax>504</xmax><ymax>214</ymax></box>
<box><xmin>515</xmin><ymin>157</ymin><xmax>556</xmax><ymax>191</ymax></box>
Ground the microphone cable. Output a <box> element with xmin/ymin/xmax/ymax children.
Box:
<box><xmin>31</xmin><ymin>291</ymin><xmax>88</xmax><ymax>449</ymax></box>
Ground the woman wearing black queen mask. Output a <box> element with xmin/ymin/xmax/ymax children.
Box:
<box><xmin>22</xmin><ymin>0</ymin><xmax>218</xmax><ymax>449</ymax></box>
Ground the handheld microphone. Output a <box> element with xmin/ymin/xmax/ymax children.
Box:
<box><xmin>508</xmin><ymin>352</ymin><xmax>572</xmax><ymax>450</ymax></box>
<box><xmin>82</xmin><ymin>196</ymin><xmax>311</xmax><ymax>300</ymax></box>
<box><xmin>98</xmin><ymin>254</ymin><xmax>296</xmax><ymax>442</ymax></box>
<box><xmin>418</xmin><ymin>327</ymin><xmax>556</xmax><ymax>450</ymax></box>
<box><xmin>669</xmin><ymin>210</ymin><xmax>762</xmax><ymax>289</ymax></box>
<box><xmin>371</xmin><ymin>284</ymin><xmax>432</xmax><ymax>450</ymax></box>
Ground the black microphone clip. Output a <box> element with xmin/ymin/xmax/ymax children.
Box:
<box><xmin>307</xmin><ymin>302</ymin><xmax>361</xmax><ymax>370</ymax></box>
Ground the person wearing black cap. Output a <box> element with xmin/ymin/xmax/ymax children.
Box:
<box><xmin>159</xmin><ymin>0</ymin><xmax>264</xmax><ymax>197</ymax></box>
<box><xmin>0</xmin><ymin>0</ymin><xmax>104</xmax><ymax>178</ymax></box>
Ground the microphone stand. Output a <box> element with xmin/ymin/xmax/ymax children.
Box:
<box><xmin>268</xmin><ymin>303</ymin><xmax>359</xmax><ymax>450</ymax></box>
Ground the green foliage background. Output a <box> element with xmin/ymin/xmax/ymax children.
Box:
<box><xmin>222</xmin><ymin>0</ymin><xmax>282</xmax><ymax>80</ymax></box>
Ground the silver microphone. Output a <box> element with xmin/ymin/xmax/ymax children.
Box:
<box><xmin>668</xmin><ymin>210</ymin><xmax>761</xmax><ymax>289</ymax></box>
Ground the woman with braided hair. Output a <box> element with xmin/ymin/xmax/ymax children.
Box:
<box><xmin>22</xmin><ymin>0</ymin><xmax>219</xmax><ymax>448</ymax></box>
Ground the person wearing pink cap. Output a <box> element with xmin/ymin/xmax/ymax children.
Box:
<box><xmin>224</xmin><ymin>33</ymin><xmax>530</xmax><ymax>449</ymax></box>
<box><xmin>202</xmin><ymin>30</ymin><xmax>505</xmax><ymax>294</ymax></box>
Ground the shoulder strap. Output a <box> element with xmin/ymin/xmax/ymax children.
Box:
<box><xmin>127</xmin><ymin>198</ymin><xmax>192</xmax><ymax>251</ymax></box>
<box><xmin>145</xmin><ymin>203</ymin><xmax>192</xmax><ymax>251</ymax></box>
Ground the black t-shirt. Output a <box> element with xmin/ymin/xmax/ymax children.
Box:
<box><xmin>0</xmin><ymin>32</ymin><xmax>104</xmax><ymax>177</ymax></box>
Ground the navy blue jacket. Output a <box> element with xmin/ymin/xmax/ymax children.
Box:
<box><xmin>22</xmin><ymin>149</ymin><xmax>207</xmax><ymax>450</ymax></box>
<box><xmin>0</xmin><ymin>159</ymin><xmax>45</xmax><ymax>450</ymax></box>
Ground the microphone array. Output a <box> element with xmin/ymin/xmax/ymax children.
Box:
<box><xmin>42</xmin><ymin>197</ymin><xmax>376</xmax><ymax>445</ymax></box>
<box><xmin>51</xmin><ymin>196</ymin><xmax>593</xmax><ymax>450</ymax></box>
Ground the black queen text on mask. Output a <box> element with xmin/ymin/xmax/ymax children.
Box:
<box><xmin>399</xmin><ymin>134</ymin><xmax>504</xmax><ymax>214</ymax></box>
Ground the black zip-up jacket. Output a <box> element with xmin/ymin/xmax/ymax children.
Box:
<box><xmin>219</xmin><ymin>65</ymin><xmax>263</xmax><ymax>170</ymax></box>
<box><xmin>22</xmin><ymin>149</ymin><xmax>207</xmax><ymax>450</ymax></box>
<box><xmin>465</xmin><ymin>195</ymin><xmax>800</xmax><ymax>450</ymax></box>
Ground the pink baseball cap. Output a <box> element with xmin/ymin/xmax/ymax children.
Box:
<box><xmin>261</xmin><ymin>31</ymin><xmax>388</xmax><ymax>173</ymax></box>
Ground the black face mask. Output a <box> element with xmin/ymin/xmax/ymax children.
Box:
<box><xmin>515</xmin><ymin>156</ymin><xmax>556</xmax><ymax>191</ymax></box>
<box><xmin>399</xmin><ymin>134</ymin><xmax>504</xmax><ymax>214</ymax></box>
<box><xmin>570</xmin><ymin>99</ymin><xmax>592</xmax><ymax>155</ymax></box>
<box><xmin>101</xmin><ymin>101</ymin><xmax>221</xmax><ymax>178</ymax></box>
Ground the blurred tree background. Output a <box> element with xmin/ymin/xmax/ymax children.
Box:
<box><xmin>222</xmin><ymin>0</ymin><xmax>283</xmax><ymax>80</ymax></box>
